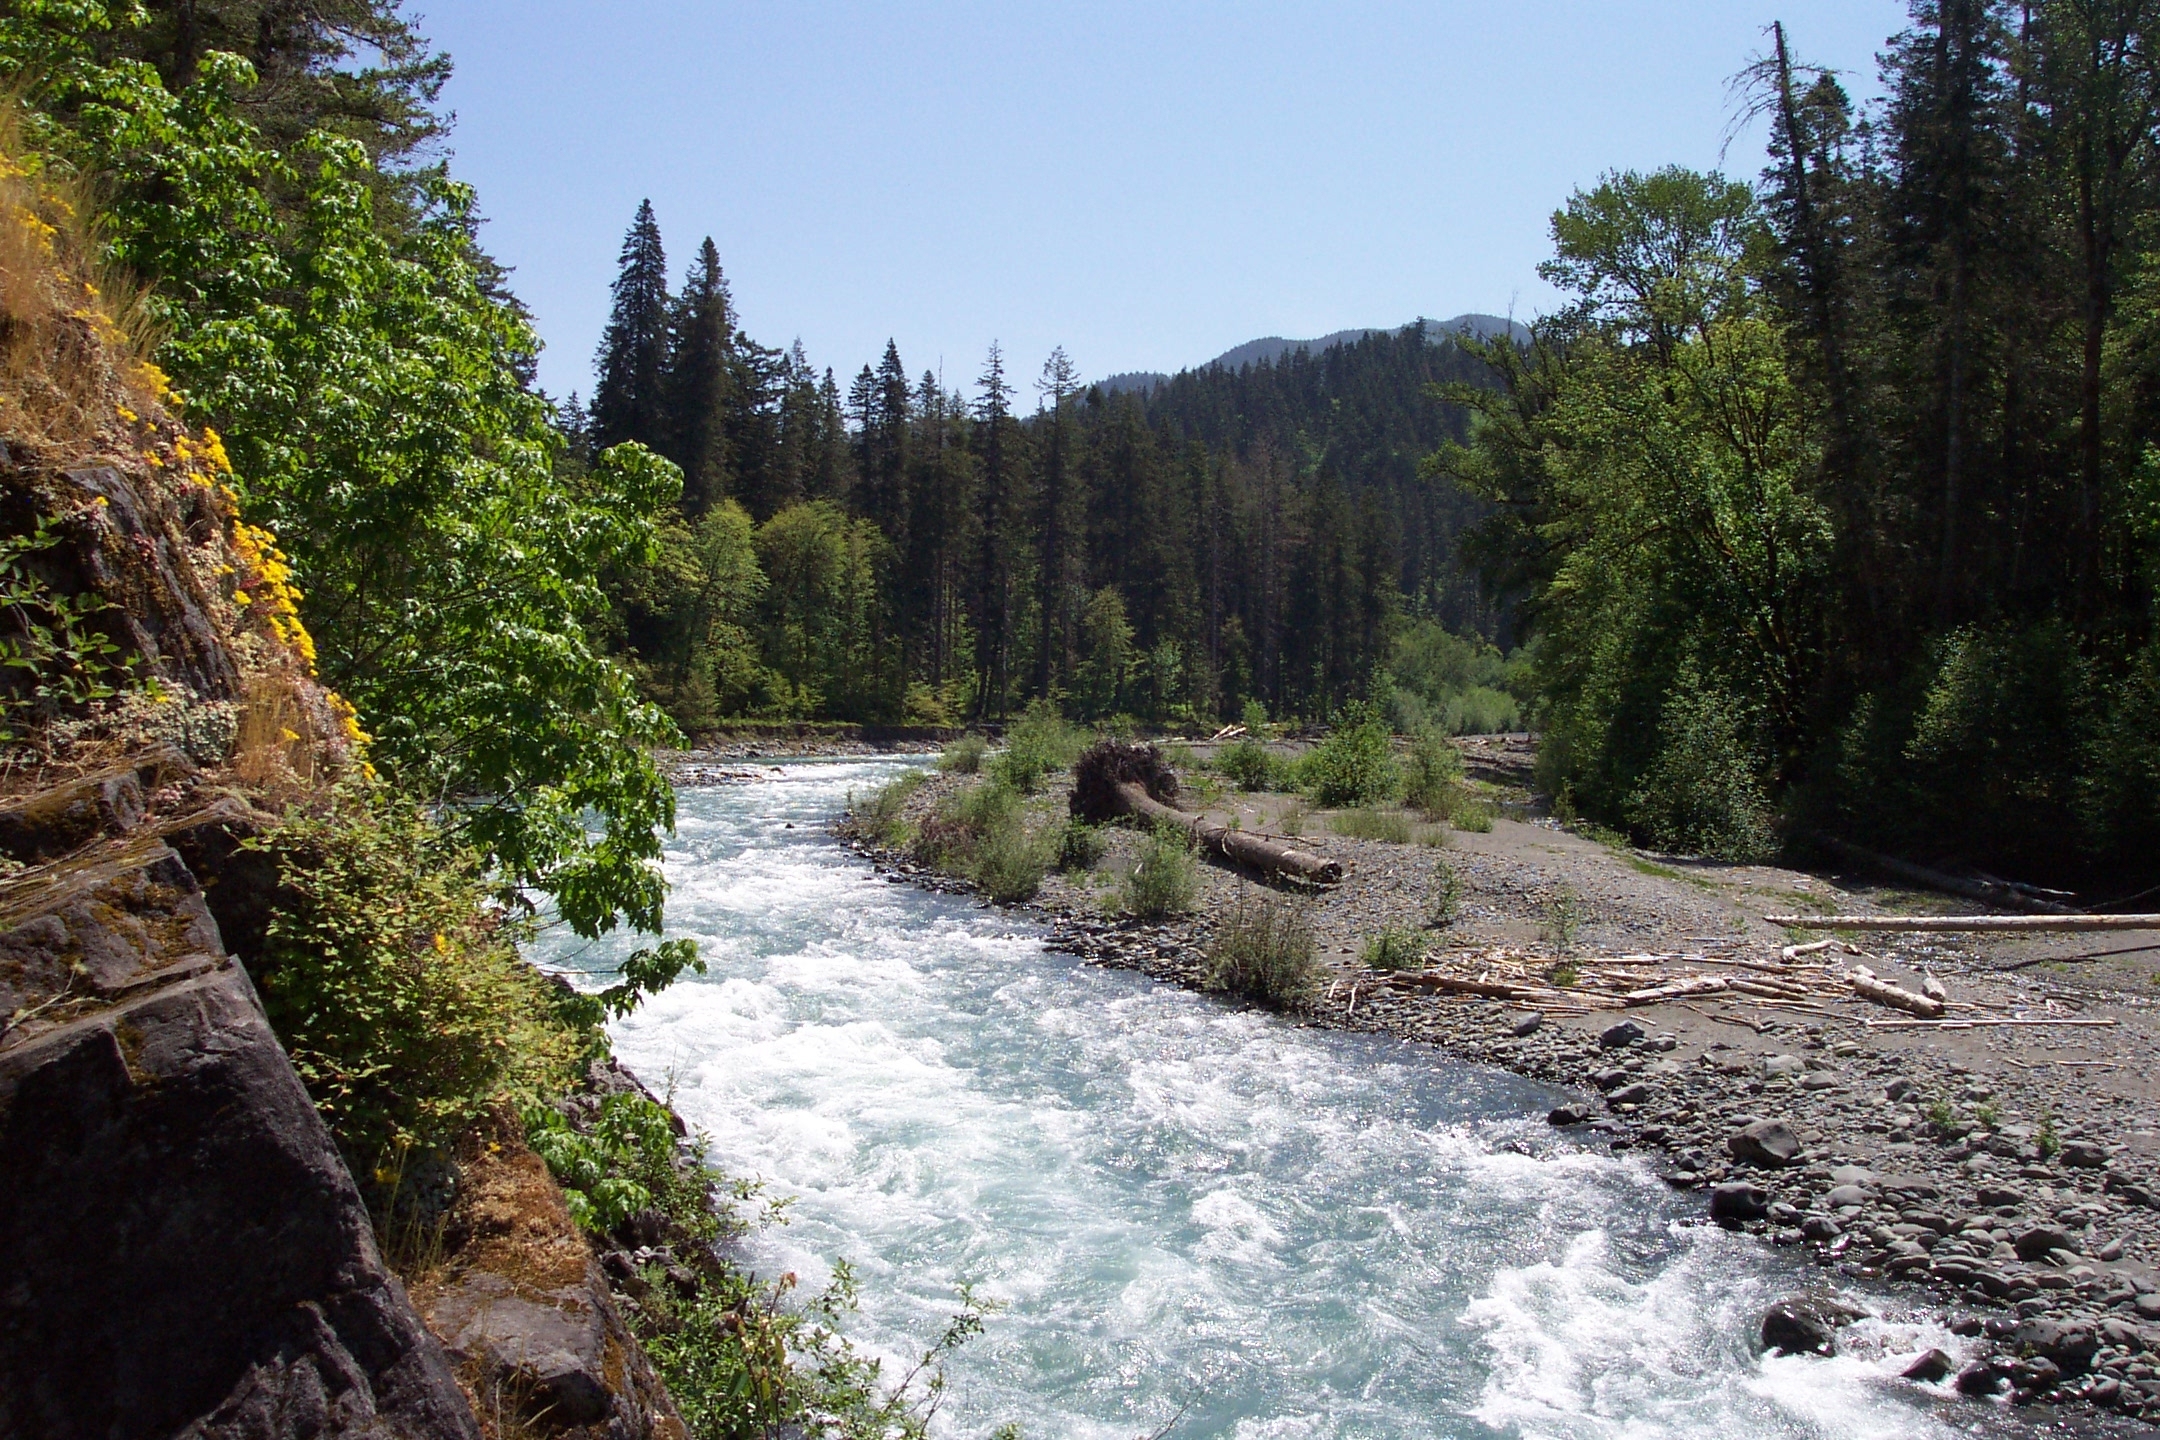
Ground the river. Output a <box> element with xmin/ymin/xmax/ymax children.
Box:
<box><xmin>533</xmin><ymin>758</ymin><xmax>1984</xmax><ymax>1440</ymax></box>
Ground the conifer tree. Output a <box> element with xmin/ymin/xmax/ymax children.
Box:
<box><xmin>1034</xmin><ymin>346</ymin><xmax>1083</xmax><ymax>698</ymax></box>
<box><xmin>591</xmin><ymin>200</ymin><xmax>673</xmax><ymax>452</ymax></box>
<box><xmin>971</xmin><ymin>344</ymin><xmax>1023</xmax><ymax>716</ymax></box>
<box><xmin>662</xmin><ymin>237</ymin><xmax>736</xmax><ymax>515</ymax></box>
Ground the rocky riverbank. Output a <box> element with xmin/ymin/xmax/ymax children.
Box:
<box><xmin>844</xmin><ymin>756</ymin><xmax>2160</xmax><ymax>1432</ymax></box>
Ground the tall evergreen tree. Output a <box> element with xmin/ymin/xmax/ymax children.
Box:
<box><xmin>591</xmin><ymin>200</ymin><xmax>673</xmax><ymax>452</ymax></box>
<box><xmin>1034</xmin><ymin>346</ymin><xmax>1084</xmax><ymax>698</ymax></box>
<box><xmin>662</xmin><ymin>237</ymin><xmax>736</xmax><ymax>515</ymax></box>
<box><xmin>971</xmin><ymin>344</ymin><xmax>1025</xmax><ymax>717</ymax></box>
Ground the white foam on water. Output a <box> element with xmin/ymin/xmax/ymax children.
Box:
<box><xmin>531</xmin><ymin>761</ymin><xmax>1987</xmax><ymax>1439</ymax></box>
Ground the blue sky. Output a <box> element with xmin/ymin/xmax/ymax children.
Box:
<box><xmin>419</xmin><ymin>2</ymin><xmax>1911</xmax><ymax>402</ymax></box>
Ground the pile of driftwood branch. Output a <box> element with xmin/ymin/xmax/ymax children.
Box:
<box><xmin>1377</xmin><ymin>944</ymin><xmax>1909</xmax><ymax>1018</ymax></box>
<box><xmin>1367</xmin><ymin>940</ymin><xmax>2126</xmax><ymax>1031</ymax></box>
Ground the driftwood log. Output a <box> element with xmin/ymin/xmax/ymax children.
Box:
<box><xmin>1847</xmin><ymin>965</ymin><xmax>1945</xmax><ymax>1018</ymax></box>
<box><xmin>1768</xmin><ymin>913</ymin><xmax>2160</xmax><ymax>933</ymax></box>
<box><xmin>1070</xmin><ymin>741</ymin><xmax>1344</xmax><ymax>886</ymax></box>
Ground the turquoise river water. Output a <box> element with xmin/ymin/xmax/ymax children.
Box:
<box><xmin>533</xmin><ymin>758</ymin><xmax>1996</xmax><ymax>1440</ymax></box>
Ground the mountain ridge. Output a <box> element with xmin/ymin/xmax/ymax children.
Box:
<box><xmin>1099</xmin><ymin>312</ymin><xmax>1526</xmax><ymax>396</ymax></box>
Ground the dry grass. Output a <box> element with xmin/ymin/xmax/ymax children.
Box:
<box><xmin>0</xmin><ymin>124</ymin><xmax>162</xmax><ymax>459</ymax></box>
<box><xmin>229</xmin><ymin>671</ymin><xmax>329</xmax><ymax>791</ymax></box>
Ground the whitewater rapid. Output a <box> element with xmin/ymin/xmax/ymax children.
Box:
<box><xmin>533</xmin><ymin>758</ymin><xmax>1985</xmax><ymax>1439</ymax></box>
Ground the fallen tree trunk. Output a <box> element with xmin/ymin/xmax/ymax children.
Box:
<box><xmin>1387</xmin><ymin>973</ymin><xmax>1536</xmax><ymax>1000</ymax></box>
<box><xmin>1767</xmin><ymin>913</ymin><xmax>2160</xmax><ymax>933</ymax></box>
<box><xmin>1070</xmin><ymin>741</ymin><xmax>1344</xmax><ymax>886</ymax></box>
<box><xmin>1808</xmin><ymin>834</ymin><xmax>2081</xmax><ymax>915</ymax></box>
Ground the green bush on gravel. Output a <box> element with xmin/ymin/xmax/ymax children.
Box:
<box><xmin>937</xmin><ymin>733</ymin><xmax>989</xmax><ymax>774</ymax></box>
<box><xmin>1120</xmin><ymin>820</ymin><xmax>1198</xmax><ymax>919</ymax></box>
<box><xmin>991</xmin><ymin>700</ymin><xmax>1085</xmax><ymax>793</ymax></box>
<box><xmin>1205</xmin><ymin>892</ymin><xmax>1322</xmax><ymax>1004</ymax></box>
<box><xmin>1302</xmin><ymin>703</ymin><xmax>1400</xmax><ymax>807</ymax></box>
<box><xmin>1215</xmin><ymin>739</ymin><xmax>1279</xmax><ymax>792</ymax></box>
<box><xmin>847</xmin><ymin>770</ymin><xmax>925</xmax><ymax>847</ymax></box>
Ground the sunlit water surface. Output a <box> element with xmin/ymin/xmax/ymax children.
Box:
<box><xmin>533</xmin><ymin>759</ymin><xmax>1987</xmax><ymax>1440</ymax></box>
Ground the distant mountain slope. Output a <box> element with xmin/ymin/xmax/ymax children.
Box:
<box><xmin>1099</xmin><ymin>312</ymin><xmax>1525</xmax><ymax>395</ymax></box>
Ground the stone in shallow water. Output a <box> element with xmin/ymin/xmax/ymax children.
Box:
<box><xmin>1711</xmin><ymin>1181</ymin><xmax>1771</xmax><ymax>1225</ymax></box>
<box><xmin>1761</xmin><ymin>1297</ymin><xmax>1845</xmax><ymax>1356</ymax></box>
<box><xmin>1901</xmin><ymin>1348</ymin><xmax>1955</xmax><ymax>1383</ymax></box>
<box><xmin>1547</xmin><ymin>1103</ymin><xmax>1590</xmax><ymax>1126</ymax></box>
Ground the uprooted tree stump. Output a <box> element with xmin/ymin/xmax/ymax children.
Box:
<box><xmin>1069</xmin><ymin>740</ymin><xmax>1344</xmax><ymax>886</ymax></box>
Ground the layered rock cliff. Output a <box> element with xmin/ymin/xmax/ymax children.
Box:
<box><xmin>0</xmin><ymin>152</ymin><xmax>683</xmax><ymax>1440</ymax></box>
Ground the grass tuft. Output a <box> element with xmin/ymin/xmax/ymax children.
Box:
<box><xmin>937</xmin><ymin>733</ymin><xmax>989</xmax><ymax>773</ymax></box>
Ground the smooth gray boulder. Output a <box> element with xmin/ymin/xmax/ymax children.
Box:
<box><xmin>1729</xmin><ymin>1119</ymin><xmax>1804</xmax><ymax>1168</ymax></box>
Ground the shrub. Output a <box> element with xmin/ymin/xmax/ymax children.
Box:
<box><xmin>253</xmin><ymin>786</ymin><xmax>586</xmax><ymax>1191</ymax></box>
<box><xmin>525</xmin><ymin>1093</ymin><xmax>715</xmax><ymax>1240</ymax></box>
<box><xmin>1278</xmin><ymin>800</ymin><xmax>1308</xmax><ymax>837</ymax></box>
<box><xmin>1361</xmin><ymin>928</ymin><xmax>1426</xmax><ymax>971</ymax></box>
<box><xmin>1329</xmin><ymin>807</ymin><xmax>1415</xmax><ymax>843</ymax></box>
<box><xmin>1120</xmin><ymin>820</ymin><xmax>1198</xmax><ymax>919</ymax></box>
<box><xmin>1216</xmin><ymin>738</ymin><xmax>1277</xmax><ymax>792</ymax></box>
<box><xmin>1402</xmin><ymin>730</ymin><xmax>1466</xmax><ymax>813</ymax></box>
<box><xmin>847</xmin><ymin>770</ymin><xmax>924</xmax><ymax>847</ymax></box>
<box><xmin>1055</xmin><ymin>819</ymin><xmax>1107</xmax><ymax>872</ymax></box>
<box><xmin>1302</xmin><ymin>703</ymin><xmax>1400</xmax><ymax>807</ymax></box>
<box><xmin>1453</xmin><ymin>798</ymin><xmax>1496</xmax><ymax>832</ymax></box>
<box><xmin>1427</xmin><ymin>860</ymin><xmax>1463</xmax><ymax>926</ymax></box>
<box><xmin>992</xmin><ymin>699</ymin><xmax>1085</xmax><ymax>793</ymax></box>
<box><xmin>938</xmin><ymin>733</ymin><xmax>989</xmax><ymax>774</ymax></box>
<box><xmin>912</xmin><ymin>778</ymin><xmax>1049</xmax><ymax>901</ymax></box>
<box><xmin>1443</xmin><ymin>685</ymin><xmax>1522</xmax><ymax>736</ymax></box>
<box><xmin>974</xmin><ymin>819</ymin><xmax>1051</xmax><ymax>904</ymax></box>
<box><xmin>1540</xmin><ymin>883</ymin><xmax>1584</xmax><ymax>950</ymax></box>
<box><xmin>1625</xmin><ymin>669</ymin><xmax>1777</xmax><ymax>863</ymax></box>
<box><xmin>1204</xmin><ymin>893</ymin><xmax>1321</xmax><ymax>1004</ymax></box>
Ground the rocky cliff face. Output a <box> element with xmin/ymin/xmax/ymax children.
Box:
<box><xmin>0</xmin><ymin>794</ymin><xmax>481</xmax><ymax>1439</ymax></box>
<box><xmin>0</xmin><ymin>160</ymin><xmax>683</xmax><ymax>1440</ymax></box>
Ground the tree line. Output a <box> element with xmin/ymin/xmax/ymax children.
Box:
<box><xmin>1446</xmin><ymin>4</ymin><xmax>2160</xmax><ymax>887</ymax></box>
<box><xmin>572</xmin><ymin>205</ymin><xmax>1515</xmax><ymax>733</ymax></box>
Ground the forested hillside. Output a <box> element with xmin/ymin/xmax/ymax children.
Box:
<box><xmin>1444</xmin><ymin>10</ymin><xmax>2160</xmax><ymax>888</ymax></box>
<box><xmin>577</xmin><ymin>221</ymin><xmax>1517</xmax><ymax>734</ymax></box>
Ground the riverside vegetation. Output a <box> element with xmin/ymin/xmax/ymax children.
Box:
<box><xmin>0</xmin><ymin>3</ymin><xmax>989</xmax><ymax>1434</ymax></box>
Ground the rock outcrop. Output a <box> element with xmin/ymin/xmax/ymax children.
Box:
<box><xmin>0</xmin><ymin>823</ymin><xmax>479</xmax><ymax>1439</ymax></box>
<box><xmin>416</xmin><ymin>1123</ymin><xmax>685</xmax><ymax>1440</ymax></box>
